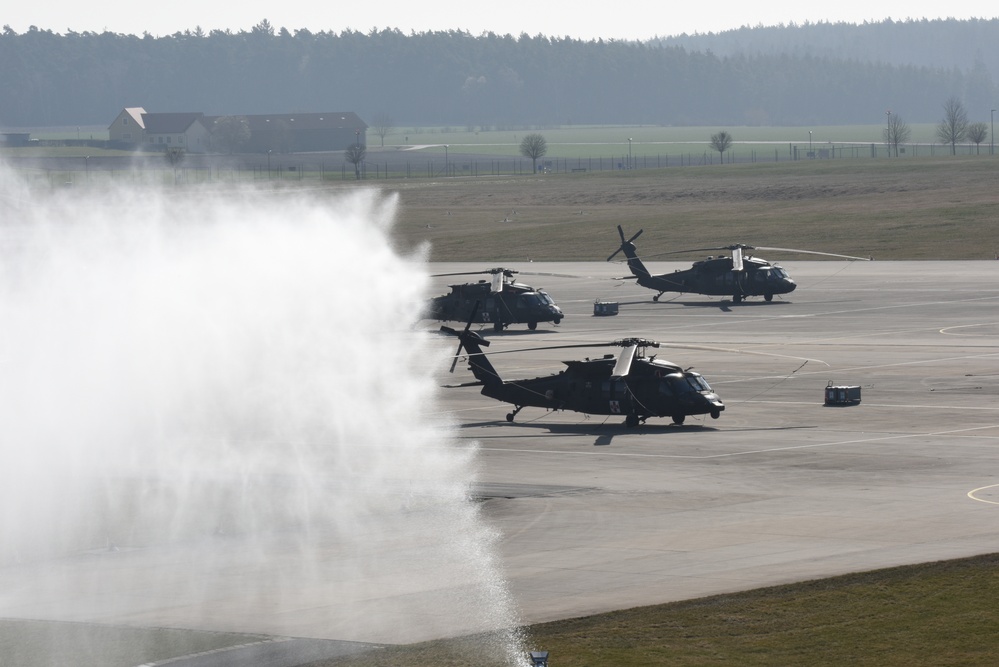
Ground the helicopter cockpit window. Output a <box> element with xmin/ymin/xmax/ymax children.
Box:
<box><xmin>756</xmin><ymin>268</ymin><xmax>783</xmax><ymax>282</ymax></box>
<box><xmin>520</xmin><ymin>293</ymin><xmax>544</xmax><ymax>306</ymax></box>
<box><xmin>538</xmin><ymin>291</ymin><xmax>555</xmax><ymax>305</ymax></box>
<box><xmin>683</xmin><ymin>373</ymin><xmax>713</xmax><ymax>392</ymax></box>
<box><xmin>664</xmin><ymin>374</ymin><xmax>693</xmax><ymax>394</ymax></box>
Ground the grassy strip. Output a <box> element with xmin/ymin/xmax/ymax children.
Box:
<box><xmin>314</xmin><ymin>553</ymin><xmax>999</xmax><ymax>667</ymax></box>
<box><xmin>376</xmin><ymin>124</ymin><xmax>952</xmax><ymax>154</ymax></box>
<box><xmin>388</xmin><ymin>157</ymin><xmax>999</xmax><ymax>261</ymax></box>
<box><xmin>7</xmin><ymin>152</ymin><xmax>994</xmax><ymax>259</ymax></box>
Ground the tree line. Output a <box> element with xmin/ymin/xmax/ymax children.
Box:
<box><xmin>0</xmin><ymin>20</ymin><xmax>995</xmax><ymax>129</ymax></box>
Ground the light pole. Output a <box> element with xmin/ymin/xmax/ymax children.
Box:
<box><xmin>267</xmin><ymin>149</ymin><xmax>271</xmax><ymax>177</ymax></box>
<box><xmin>444</xmin><ymin>144</ymin><xmax>449</xmax><ymax>176</ymax></box>
<box><xmin>885</xmin><ymin>110</ymin><xmax>891</xmax><ymax>157</ymax></box>
<box><xmin>85</xmin><ymin>155</ymin><xmax>90</xmax><ymax>182</ymax></box>
<box><xmin>992</xmin><ymin>109</ymin><xmax>995</xmax><ymax>156</ymax></box>
<box><xmin>809</xmin><ymin>130</ymin><xmax>812</xmax><ymax>154</ymax></box>
<box><xmin>628</xmin><ymin>138</ymin><xmax>633</xmax><ymax>169</ymax></box>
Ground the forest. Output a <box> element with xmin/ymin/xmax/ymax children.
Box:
<box><xmin>0</xmin><ymin>18</ymin><xmax>996</xmax><ymax>129</ymax></box>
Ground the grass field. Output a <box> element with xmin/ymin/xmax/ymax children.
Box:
<box><xmin>304</xmin><ymin>553</ymin><xmax>999</xmax><ymax>667</ymax></box>
<box><xmin>369</xmin><ymin>123</ymin><xmax>961</xmax><ymax>156</ymax></box>
<box><xmin>387</xmin><ymin>156</ymin><xmax>999</xmax><ymax>262</ymax></box>
<box><xmin>6</xmin><ymin>122</ymin><xmax>985</xmax><ymax>160</ymax></box>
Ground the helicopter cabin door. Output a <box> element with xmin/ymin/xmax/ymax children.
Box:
<box><xmin>601</xmin><ymin>379</ymin><xmax>631</xmax><ymax>415</ymax></box>
<box><xmin>482</xmin><ymin>297</ymin><xmax>496</xmax><ymax>322</ymax></box>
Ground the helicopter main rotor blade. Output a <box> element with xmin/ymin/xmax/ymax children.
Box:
<box><xmin>515</xmin><ymin>270</ymin><xmax>583</xmax><ymax>279</ymax></box>
<box><xmin>660</xmin><ymin>343</ymin><xmax>829</xmax><ymax>365</ymax></box>
<box><xmin>431</xmin><ymin>267</ymin><xmax>520</xmax><ymax>278</ymax></box>
<box><xmin>611</xmin><ymin>344</ymin><xmax>637</xmax><ymax>378</ymax></box>
<box><xmin>431</xmin><ymin>270</ymin><xmax>497</xmax><ymax>278</ymax></box>
<box><xmin>749</xmin><ymin>246</ymin><xmax>872</xmax><ymax>261</ymax></box>
<box><xmin>451</xmin><ymin>341</ymin><xmax>618</xmax><ymax>358</ymax></box>
<box><xmin>639</xmin><ymin>243</ymin><xmax>872</xmax><ymax>263</ymax></box>
<box><xmin>639</xmin><ymin>244</ymin><xmax>749</xmax><ymax>260</ymax></box>
<box><xmin>447</xmin><ymin>337</ymin><xmax>660</xmax><ymax>359</ymax></box>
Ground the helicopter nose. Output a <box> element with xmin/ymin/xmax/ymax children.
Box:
<box><xmin>785</xmin><ymin>280</ymin><xmax>797</xmax><ymax>292</ymax></box>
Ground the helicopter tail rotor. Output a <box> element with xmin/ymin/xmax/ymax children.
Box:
<box><xmin>607</xmin><ymin>225</ymin><xmax>644</xmax><ymax>262</ymax></box>
<box><xmin>440</xmin><ymin>302</ymin><xmax>496</xmax><ymax>375</ymax></box>
<box><xmin>440</xmin><ymin>302</ymin><xmax>485</xmax><ymax>372</ymax></box>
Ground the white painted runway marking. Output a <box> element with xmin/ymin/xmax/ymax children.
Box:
<box><xmin>967</xmin><ymin>484</ymin><xmax>999</xmax><ymax>505</ymax></box>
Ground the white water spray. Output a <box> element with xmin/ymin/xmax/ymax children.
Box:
<box><xmin>0</xmin><ymin>172</ymin><xmax>525</xmax><ymax>663</ymax></box>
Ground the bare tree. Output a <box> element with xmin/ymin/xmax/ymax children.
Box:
<box><xmin>882</xmin><ymin>113</ymin><xmax>911</xmax><ymax>157</ymax></box>
<box><xmin>165</xmin><ymin>147</ymin><xmax>185</xmax><ymax>184</ymax></box>
<box><xmin>344</xmin><ymin>143</ymin><xmax>366</xmax><ymax>180</ymax></box>
<box><xmin>936</xmin><ymin>97</ymin><xmax>969</xmax><ymax>155</ymax></box>
<box><xmin>709</xmin><ymin>131</ymin><xmax>733</xmax><ymax>163</ymax></box>
<box><xmin>211</xmin><ymin>115</ymin><xmax>250</xmax><ymax>154</ymax></box>
<box><xmin>519</xmin><ymin>133</ymin><xmax>547</xmax><ymax>173</ymax></box>
<box><xmin>371</xmin><ymin>113</ymin><xmax>394</xmax><ymax>148</ymax></box>
<box><xmin>967</xmin><ymin>122</ymin><xmax>989</xmax><ymax>154</ymax></box>
<box><xmin>165</xmin><ymin>147</ymin><xmax>185</xmax><ymax>166</ymax></box>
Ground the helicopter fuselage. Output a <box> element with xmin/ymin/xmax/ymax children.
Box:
<box><xmin>610</xmin><ymin>226</ymin><xmax>868</xmax><ymax>304</ymax></box>
<box><xmin>428</xmin><ymin>280</ymin><xmax>563</xmax><ymax>331</ymax></box>
<box><xmin>637</xmin><ymin>255</ymin><xmax>797</xmax><ymax>302</ymax></box>
<box><xmin>444</xmin><ymin>326</ymin><xmax>724</xmax><ymax>426</ymax></box>
<box><xmin>482</xmin><ymin>356</ymin><xmax>724</xmax><ymax>425</ymax></box>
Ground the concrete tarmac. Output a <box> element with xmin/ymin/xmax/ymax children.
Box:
<box><xmin>438</xmin><ymin>260</ymin><xmax>999</xmax><ymax>625</ymax></box>
<box><xmin>4</xmin><ymin>260</ymin><xmax>999</xmax><ymax>655</ymax></box>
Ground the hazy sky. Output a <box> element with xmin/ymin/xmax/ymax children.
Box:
<box><xmin>7</xmin><ymin>2</ymin><xmax>999</xmax><ymax>39</ymax></box>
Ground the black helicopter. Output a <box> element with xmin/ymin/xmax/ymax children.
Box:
<box><xmin>440</xmin><ymin>315</ymin><xmax>724</xmax><ymax>427</ymax></box>
<box><xmin>427</xmin><ymin>267</ymin><xmax>564</xmax><ymax>332</ymax></box>
<box><xmin>608</xmin><ymin>226</ymin><xmax>870</xmax><ymax>303</ymax></box>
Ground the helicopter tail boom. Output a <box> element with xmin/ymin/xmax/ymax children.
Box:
<box><xmin>441</xmin><ymin>325</ymin><xmax>503</xmax><ymax>388</ymax></box>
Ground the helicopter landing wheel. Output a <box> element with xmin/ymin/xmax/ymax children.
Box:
<box><xmin>653</xmin><ymin>293</ymin><xmax>661</xmax><ymax>302</ymax></box>
<box><xmin>710</xmin><ymin>409</ymin><xmax>720</xmax><ymax>419</ymax></box>
<box><xmin>625</xmin><ymin>413</ymin><xmax>640</xmax><ymax>428</ymax></box>
<box><xmin>494</xmin><ymin>321</ymin><xmax>504</xmax><ymax>333</ymax></box>
<box><xmin>528</xmin><ymin>322</ymin><xmax>538</xmax><ymax>330</ymax></box>
<box><xmin>732</xmin><ymin>294</ymin><xmax>743</xmax><ymax>304</ymax></box>
<box><xmin>764</xmin><ymin>293</ymin><xmax>773</xmax><ymax>302</ymax></box>
<box><xmin>506</xmin><ymin>405</ymin><xmax>524</xmax><ymax>422</ymax></box>
<box><xmin>672</xmin><ymin>414</ymin><xmax>686</xmax><ymax>425</ymax></box>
